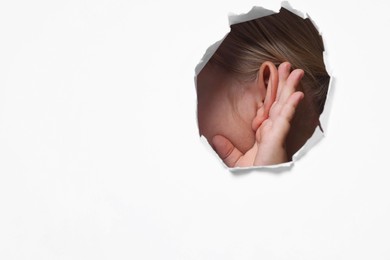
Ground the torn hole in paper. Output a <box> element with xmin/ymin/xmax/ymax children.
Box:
<box><xmin>195</xmin><ymin>2</ymin><xmax>332</xmax><ymax>171</ymax></box>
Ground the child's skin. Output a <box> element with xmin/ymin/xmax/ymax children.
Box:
<box><xmin>197</xmin><ymin>61</ymin><xmax>305</xmax><ymax>167</ymax></box>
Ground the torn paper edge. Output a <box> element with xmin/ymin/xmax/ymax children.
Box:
<box><xmin>195</xmin><ymin>1</ymin><xmax>334</xmax><ymax>172</ymax></box>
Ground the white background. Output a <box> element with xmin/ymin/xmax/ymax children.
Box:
<box><xmin>1</xmin><ymin>0</ymin><xmax>389</xmax><ymax>259</ymax></box>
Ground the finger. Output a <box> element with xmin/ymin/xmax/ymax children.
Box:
<box><xmin>280</xmin><ymin>91</ymin><xmax>304</xmax><ymax>122</ymax></box>
<box><xmin>269</xmin><ymin>92</ymin><xmax>304</xmax><ymax>146</ymax></box>
<box><xmin>256</xmin><ymin>118</ymin><xmax>273</xmax><ymax>142</ymax></box>
<box><xmin>276</xmin><ymin>62</ymin><xmax>291</xmax><ymax>101</ymax></box>
<box><xmin>279</xmin><ymin>69</ymin><xmax>304</xmax><ymax>105</ymax></box>
<box><xmin>212</xmin><ymin>135</ymin><xmax>243</xmax><ymax>168</ymax></box>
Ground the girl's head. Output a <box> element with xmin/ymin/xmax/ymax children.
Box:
<box><xmin>197</xmin><ymin>7</ymin><xmax>330</xmax><ymax>158</ymax></box>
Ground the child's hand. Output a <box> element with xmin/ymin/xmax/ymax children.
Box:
<box><xmin>212</xmin><ymin>63</ymin><xmax>304</xmax><ymax>167</ymax></box>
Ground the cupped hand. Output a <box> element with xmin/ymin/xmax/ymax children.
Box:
<box><xmin>212</xmin><ymin>62</ymin><xmax>304</xmax><ymax>167</ymax></box>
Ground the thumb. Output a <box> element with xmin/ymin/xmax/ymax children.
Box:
<box><xmin>212</xmin><ymin>135</ymin><xmax>243</xmax><ymax>168</ymax></box>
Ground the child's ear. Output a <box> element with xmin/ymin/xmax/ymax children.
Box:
<box><xmin>251</xmin><ymin>61</ymin><xmax>279</xmax><ymax>131</ymax></box>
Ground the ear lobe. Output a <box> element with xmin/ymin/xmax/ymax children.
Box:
<box><xmin>251</xmin><ymin>61</ymin><xmax>279</xmax><ymax>131</ymax></box>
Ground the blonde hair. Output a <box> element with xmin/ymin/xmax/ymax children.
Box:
<box><xmin>208</xmin><ymin>7</ymin><xmax>330</xmax><ymax>115</ymax></box>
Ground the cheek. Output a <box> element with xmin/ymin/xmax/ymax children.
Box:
<box><xmin>227</xmin><ymin>122</ymin><xmax>256</xmax><ymax>153</ymax></box>
<box><xmin>197</xmin><ymin>93</ymin><xmax>257</xmax><ymax>154</ymax></box>
<box><xmin>199</xmin><ymin>110</ymin><xmax>255</xmax><ymax>154</ymax></box>
<box><xmin>197</xmin><ymin>99</ymin><xmax>226</xmax><ymax>140</ymax></box>
<box><xmin>230</xmin><ymin>93</ymin><xmax>259</xmax><ymax>152</ymax></box>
